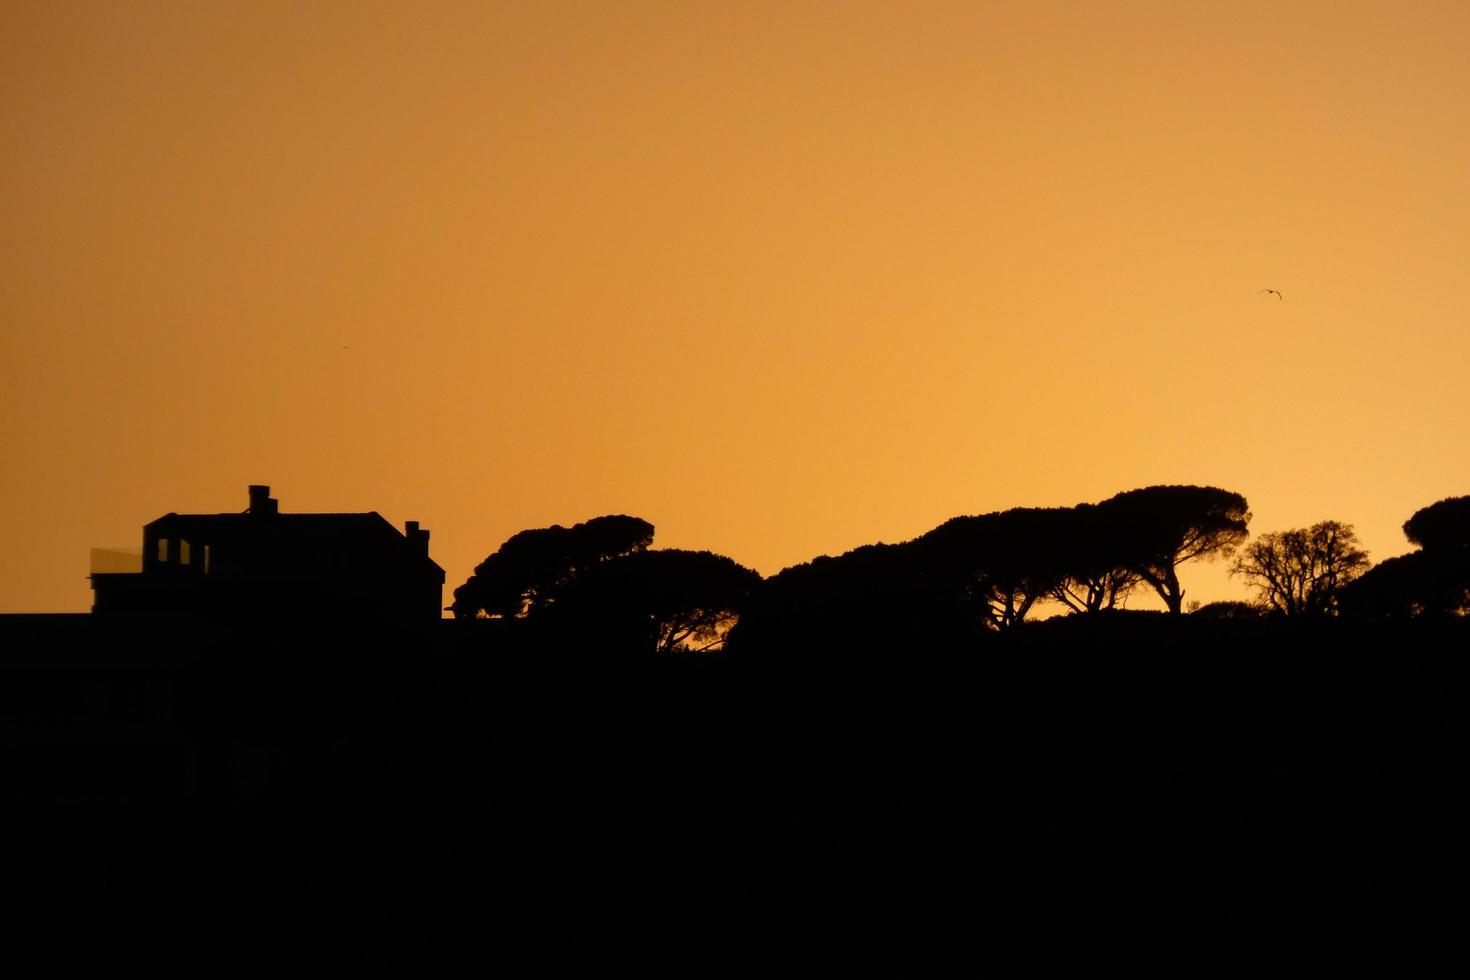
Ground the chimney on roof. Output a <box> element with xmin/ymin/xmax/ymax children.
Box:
<box><xmin>405</xmin><ymin>520</ymin><xmax>430</xmax><ymax>556</ymax></box>
<box><xmin>248</xmin><ymin>484</ymin><xmax>279</xmax><ymax>516</ymax></box>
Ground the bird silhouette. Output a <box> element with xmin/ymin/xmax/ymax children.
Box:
<box><xmin>1259</xmin><ymin>288</ymin><xmax>1283</xmax><ymax>300</ymax></box>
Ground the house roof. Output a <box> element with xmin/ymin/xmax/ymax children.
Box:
<box><xmin>145</xmin><ymin>510</ymin><xmax>444</xmax><ymax>575</ymax></box>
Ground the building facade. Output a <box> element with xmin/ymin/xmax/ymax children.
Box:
<box><xmin>91</xmin><ymin>485</ymin><xmax>444</xmax><ymax>622</ymax></box>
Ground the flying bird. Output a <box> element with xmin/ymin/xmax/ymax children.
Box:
<box><xmin>1259</xmin><ymin>288</ymin><xmax>1283</xmax><ymax>300</ymax></box>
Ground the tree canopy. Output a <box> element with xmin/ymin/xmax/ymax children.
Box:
<box><xmin>1339</xmin><ymin>497</ymin><xmax>1470</xmax><ymax>621</ymax></box>
<box><xmin>1046</xmin><ymin>503</ymin><xmax>1141</xmax><ymax>614</ymax></box>
<box><xmin>726</xmin><ymin>541</ymin><xmax>976</xmax><ymax>654</ymax></box>
<box><xmin>449</xmin><ymin>515</ymin><xmax>654</xmax><ymax>619</ymax></box>
<box><xmin>916</xmin><ymin>508</ymin><xmax>1069</xmax><ymax>629</ymax></box>
<box><xmin>1232</xmin><ymin>521</ymin><xmax>1370</xmax><ymax>616</ymax></box>
<box><xmin>1097</xmin><ymin>485</ymin><xmax>1250</xmax><ymax>614</ymax></box>
<box><xmin>1338</xmin><ymin>550</ymin><xmax>1470</xmax><ymax>621</ymax></box>
<box><xmin>1403</xmin><ymin>496</ymin><xmax>1470</xmax><ymax>552</ymax></box>
<box><xmin>560</xmin><ymin>549</ymin><xmax>762</xmax><ymax>653</ymax></box>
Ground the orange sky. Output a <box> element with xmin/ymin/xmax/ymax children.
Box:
<box><xmin>4</xmin><ymin>1</ymin><xmax>1469</xmax><ymax>613</ymax></box>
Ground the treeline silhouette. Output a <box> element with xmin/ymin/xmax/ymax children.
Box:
<box><xmin>445</xmin><ymin>484</ymin><xmax>1470</xmax><ymax>656</ymax></box>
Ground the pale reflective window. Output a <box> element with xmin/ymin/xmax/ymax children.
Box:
<box><xmin>157</xmin><ymin>539</ymin><xmax>168</xmax><ymax>562</ymax></box>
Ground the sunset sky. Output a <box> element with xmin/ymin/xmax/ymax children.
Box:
<box><xmin>4</xmin><ymin>1</ymin><xmax>1469</xmax><ymax>613</ymax></box>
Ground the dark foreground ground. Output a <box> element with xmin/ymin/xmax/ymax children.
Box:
<box><xmin>3</xmin><ymin>612</ymin><xmax>1468</xmax><ymax>975</ymax></box>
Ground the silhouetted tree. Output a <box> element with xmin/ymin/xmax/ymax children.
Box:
<box><xmin>1338</xmin><ymin>495</ymin><xmax>1470</xmax><ymax>621</ymax></box>
<box><xmin>917</xmin><ymin>508</ymin><xmax>1068</xmax><ymax>629</ymax></box>
<box><xmin>1097</xmin><ymin>486</ymin><xmax>1250</xmax><ymax>614</ymax></box>
<box><xmin>561</xmin><ymin>549</ymin><xmax>762</xmax><ymax>652</ymax></box>
<box><xmin>1048</xmin><ymin>503</ymin><xmax>1141</xmax><ymax>614</ymax></box>
<box><xmin>1231</xmin><ymin>521</ymin><xmax>1369</xmax><ymax>616</ymax></box>
<box><xmin>450</xmin><ymin>515</ymin><xmax>654</xmax><ymax>619</ymax></box>
<box><xmin>726</xmin><ymin>541</ymin><xmax>978</xmax><ymax>655</ymax></box>
<box><xmin>1338</xmin><ymin>550</ymin><xmax>1470</xmax><ymax>621</ymax></box>
<box><xmin>1403</xmin><ymin>496</ymin><xmax>1470</xmax><ymax>551</ymax></box>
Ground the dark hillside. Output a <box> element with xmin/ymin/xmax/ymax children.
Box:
<box><xmin>4</xmin><ymin>613</ymin><xmax>1468</xmax><ymax>974</ymax></box>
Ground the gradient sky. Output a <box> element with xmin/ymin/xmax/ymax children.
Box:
<box><xmin>4</xmin><ymin>1</ymin><xmax>1469</xmax><ymax>613</ymax></box>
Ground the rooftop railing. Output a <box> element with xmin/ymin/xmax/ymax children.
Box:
<box><xmin>90</xmin><ymin>548</ymin><xmax>142</xmax><ymax>574</ymax></box>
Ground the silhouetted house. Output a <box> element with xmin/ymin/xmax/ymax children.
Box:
<box><xmin>90</xmin><ymin>485</ymin><xmax>444</xmax><ymax>622</ymax></box>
